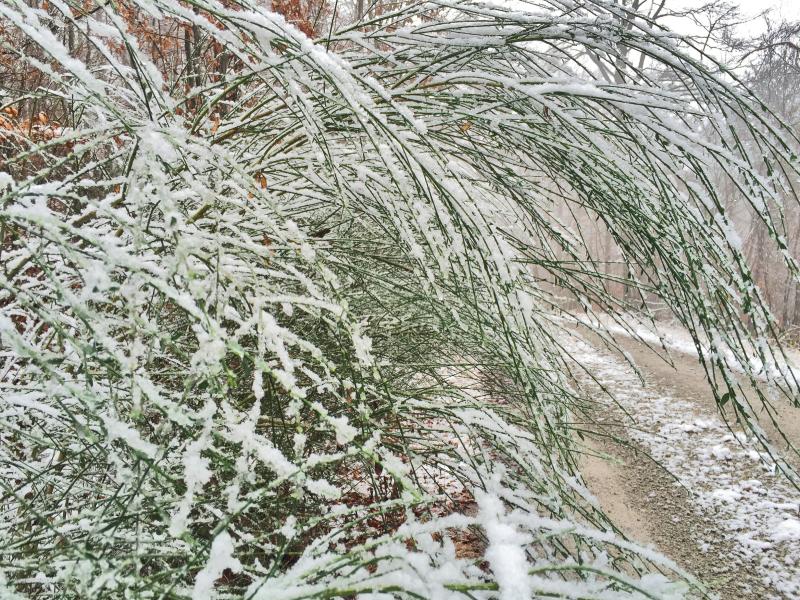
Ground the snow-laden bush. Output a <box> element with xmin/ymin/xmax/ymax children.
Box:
<box><xmin>0</xmin><ymin>0</ymin><xmax>798</xmax><ymax>598</ymax></box>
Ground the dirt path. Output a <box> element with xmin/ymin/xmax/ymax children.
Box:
<box><xmin>568</xmin><ymin>334</ymin><xmax>800</xmax><ymax>600</ymax></box>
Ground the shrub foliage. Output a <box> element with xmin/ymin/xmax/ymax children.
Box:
<box><xmin>0</xmin><ymin>0</ymin><xmax>798</xmax><ymax>598</ymax></box>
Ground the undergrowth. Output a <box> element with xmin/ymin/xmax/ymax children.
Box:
<box><xmin>0</xmin><ymin>0</ymin><xmax>799</xmax><ymax>598</ymax></box>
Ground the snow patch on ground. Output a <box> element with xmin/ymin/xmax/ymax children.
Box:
<box><xmin>571</xmin><ymin>313</ymin><xmax>800</xmax><ymax>385</ymax></box>
<box><xmin>566</xmin><ymin>336</ymin><xmax>800</xmax><ymax>599</ymax></box>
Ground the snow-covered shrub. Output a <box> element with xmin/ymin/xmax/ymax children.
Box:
<box><xmin>0</xmin><ymin>0</ymin><xmax>797</xmax><ymax>598</ymax></box>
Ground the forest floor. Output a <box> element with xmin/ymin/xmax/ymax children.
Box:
<box><xmin>568</xmin><ymin>329</ymin><xmax>800</xmax><ymax>600</ymax></box>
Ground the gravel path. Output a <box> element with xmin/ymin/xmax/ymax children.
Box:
<box><xmin>568</xmin><ymin>334</ymin><xmax>800</xmax><ymax>599</ymax></box>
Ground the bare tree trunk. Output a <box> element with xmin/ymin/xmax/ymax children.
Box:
<box><xmin>184</xmin><ymin>17</ymin><xmax>201</xmax><ymax>112</ymax></box>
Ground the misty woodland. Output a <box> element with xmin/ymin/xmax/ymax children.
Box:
<box><xmin>1</xmin><ymin>0</ymin><xmax>800</xmax><ymax>598</ymax></box>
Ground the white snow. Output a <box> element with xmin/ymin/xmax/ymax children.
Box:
<box><xmin>101</xmin><ymin>415</ymin><xmax>158</xmax><ymax>459</ymax></box>
<box><xmin>572</xmin><ymin>313</ymin><xmax>800</xmax><ymax>387</ymax></box>
<box><xmin>192</xmin><ymin>531</ymin><xmax>242</xmax><ymax>600</ymax></box>
<box><xmin>566</xmin><ymin>335</ymin><xmax>800</xmax><ymax>599</ymax></box>
<box><xmin>772</xmin><ymin>519</ymin><xmax>800</xmax><ymax>543</ymax></box>
<box><xmin>0</xmin><ymin>172</ymin><xmax>13</xmax><ymax>190</ymax></box>
<box><xmin>352</xmin><ymin>327</ymin><xmax>375</xmax><ymax>367</ymax></box>
<box><xmin>476</xmin><ymin>488</ymin><xmax>533</xmax><ymax>599</ymax></box>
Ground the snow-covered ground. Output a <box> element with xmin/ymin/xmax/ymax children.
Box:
<box><xmin>566</xmin><ymin>335</ymin><xmax>800</xmax><ymax>599</ymax></box>
<box><xmin>572</xmin><ymin>313</ymin><xmax>800</xmax><ymax>385</ymax></box>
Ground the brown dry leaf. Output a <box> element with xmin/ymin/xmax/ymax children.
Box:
<box><xmin>210</xmin><ymin>113</ymin><xmax>221</xmax><ymax>134</ymax></box>
<box><xmin>256</xmin><ymin>172</ymin><xmax>267</xmax><ymax>189</ymax></box>
<box><xmin>38</xmin><ymin>112</ymin><xmax>48</xmax><ymax>125</ymax></box>
<box><xmin>452</xmin><ymin>531</ymin><xmax>482</xmax><ymax>559</ymax></box>
<box><xmin>459</xmin><ymin>120</ymin><xmax>472</xmax><ymax>133</ymax></box>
